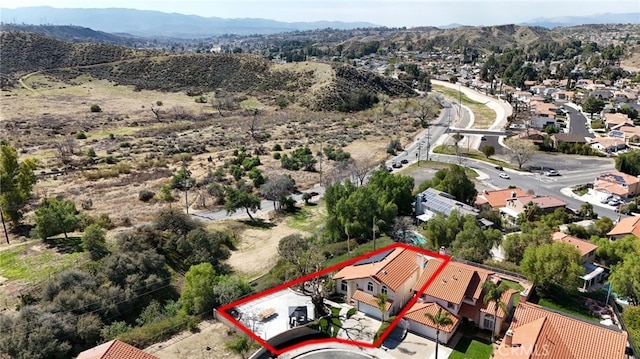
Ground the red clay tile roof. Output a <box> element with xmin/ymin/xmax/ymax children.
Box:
<box><xmin>77</xmin><ymin>340</ymin><xmax>158</xmax><ymax>359</ymax></box>
<box><xmin>607</xmin><ymin>216</ymin><xmax>640</xmax><ymax>237</ymax></box>
<box><xmin>351</xmin><ymin>289</ymin><xmax>391</xmax><ymax>311</ymax></box>
<box><xmin>476</xmin><ymin>188</ymin><xmax>528</xmax><ymax>209</ymax></box>
<box><xmin>513</xmin><ymin>195</ymin><xmax>566</xmax><ymax>209</ymax></box>
<box><xmin>404</xmin><ymin>302</ymin><xmax>459</xmax><ymax>332</ymax></box>
<box><xmin>414</xmin><ymin>259</ymin><xmax>492</xmax><ymax>305</ymax></box>
<box><xmin>480</xmin><ymin>289</ymin><xmax>518</xmax><ymax>319</ymax></box>
<box><xmin>552</xmin><ymin>232</ymin><xmax>598</xmax><ymax>257</ymax></box>
<box><xmin>495</xmin><ymin>302</ymin><xmax>628</xmax><ymax>359</ymax></box>
<box><xmin>333</xmin><ymin>247</ymin><xmax>420</xmax><ymax>291</ymax></box>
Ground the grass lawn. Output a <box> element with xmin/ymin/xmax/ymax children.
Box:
<box><xmin>449</xmin><ymin>336</ymin><xmax>493</xmax><ymax>359</ymax></box>
<box><xmin>538</xmin><ymin>298</ymin><xmax>598</xmax><ymax>322</ymax></box>
<box><xmin>501</xmin><ymin>279</ymin><xmax>525</xmax><ymax>305</ymax></box>
<box><xmin>285</xmin><ymin>201</ymin><xmax>326</xmax><ymax>232</ymax></box>
<box><xmin>0</xmin><ymin>241</ymin><xmax>86</xmax><ymax>283</ymax></box>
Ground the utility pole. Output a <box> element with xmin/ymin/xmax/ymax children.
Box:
<box><xmin>372</xmin><ymin>216</ymin><xmax>376</xmax><ymax>251</ymax></box>
<box><xmin>181</xmin><ymin>160</ymin><xmax>191</xmax><ymax>215</ymax></box>
<box><xmin>318</xmin><ymin>143</ymin><xmax>323</xmax><ymax>186</ymax></box>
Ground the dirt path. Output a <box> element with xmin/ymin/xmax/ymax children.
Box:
<box><xmin>226</xmin><ymin>223</ymin><xmax>304</xmax><ymax>279</ymax></box>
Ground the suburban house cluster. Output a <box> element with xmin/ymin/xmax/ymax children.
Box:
<box><xmin>331</xmin><ymin>246</ymin><xmax>630</xmax><ymax>357</ymax></box>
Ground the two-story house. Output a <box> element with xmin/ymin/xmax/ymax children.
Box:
<box><xmin>332</xmin><ymin>247</ymin><xmax>426</xmax><ymax>319</ymax></box>
<box><xmin>594</xmin><ymin>170</ymin><xmax>640</xmax><ymax>199</ymax></box>
<box><xmin>409</xmin><ymin>258</ymin><xmax>517</xmax><ymax>342</ymax></box>
<box><xmin>552</xmin><ymin>232</ymin><xmax>605</xmax><ymax>290</ymax></box>
<box><xmin>475</xmin><ymin>188</ymin><xmax>528</xmax><ymax>211</ymax></box>
<box><xmin>495</xmin><ymin>302</ymin><xmax>629</xmax><ymax>359</ymax></box>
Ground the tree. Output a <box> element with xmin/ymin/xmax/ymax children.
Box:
<box><xmin>0</xmin><ymin>145</ymin><xmax>37</xmax><ymax>243</ymax></box>
<box><xmin>212</xmin><ymin>275</ymin><xmax>252</xmax><ymax>306</ymax></box>
<box><xmin>482</xmin><ymin>281</ymin><xmax>509</xmax><ymax>342</ymax></box>
<box><xmin>425</xmin><ymin>307</ymin><xmax>454</xmax><ymax>359</ymax></box>
<box><xmin>481</xmin><ymin>145</ymin><xmax>495</xmax><ymax>158</ymax></box>
<box><xmin>609</xmin><ymin>252</ymin><xmax>640</xmax><ymax>306</ymax></box>
<box><xmin>418</xmin><ymin>165</ymin><xmax>477</xmax><ymax>205</ymax></box>
<box><xmin>502</xmin><ymin>223</ymin><xmax>552</xmax><ymax>264</ymax></box>
<box><xmin>81</xmin><ymin>224</ymin><xmax>109</xmax><ymax>260</ymax></box>
<box><xmin>520</xmin><ymin>242</ymin><xmax>583</xmax><ymax>290</ymax></box>
<box><xmin>224</xmin><ymin>183</ymin><xmax>261</xmax><ymax>221</ymax></box>
<box><xmin>582</xmin><ymin>96</ymin><xmax>606</xmax><ymax>119</ymax></box>
<box><xmin>260</xmin><ymin>174</ymin><xmax>296</xmax><ymax>212</ymax></box>
<box><xmin>90</xmin><ymin>104</ymin><xmax>102</xmax><ymax>112</ymax></box>
<box><xmin>180</xmin><ymin>262</ymin><xmax>218</xmax><ymax>315</ymax></box>
<box><xmin>375</xmin><ymin>292</ymin><xmax>389</xmax><ymax>321</ymax></box>
<box><xmin>33</xmin><ymin>198</ymin><xmax>81</xmax><ymax>239</ymax></box>
<box><xmin>622</xmin><ymin>306</ymin><xmax>640</xmax><ymax>348</ymax></box>
<box><xmin>504</xmin><ymin>137</ymin><xmax>537</xmax><ymax>169</ymax></box>
<box><xmin>451</xmin><ymin>218</ymin><xmax>501</xmax><ymax>262</ymax></box>
<box><xmin>615</xmin><ymin>150</ymin><xmax>640</xmax><ymax>176</ymax></box>
<box><xmin>579</xmin><ymin>202</ymin><xmax>595</xmax><ymax>219</ymax></box>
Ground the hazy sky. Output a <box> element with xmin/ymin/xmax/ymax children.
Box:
<box><xmin>2</xmin><ymin>0</ymin><xmax>639</xmax><ymax>27</ymax></box>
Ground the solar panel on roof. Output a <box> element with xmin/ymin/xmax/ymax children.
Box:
<box><xmin>354</xmin><ymin>249</ymin><xmax>395</xmax><ymax>266</ymax></box>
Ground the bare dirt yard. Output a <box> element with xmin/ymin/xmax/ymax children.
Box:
<box><xmin>145</xmin><ymin>320</ymin><xmax>243</xmax><ymax>359</ymax></box>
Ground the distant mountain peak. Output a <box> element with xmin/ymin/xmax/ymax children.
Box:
<box><xmin>0</xmin><ymin>6</ymin><xmax>379</xmax><ymax>38</ymax></box>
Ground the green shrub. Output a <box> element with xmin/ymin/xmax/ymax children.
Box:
<box><xmin>273</xmin><ymin>152</ymin><xmax>281</xmax><ymax>160</ymax></box>
<box><xmin>139</xmin><ymin>189</ymin><xmax>155</xmax><ymax>202</ymax></box>
<box><xmin>75</xmin><ymin>132</ymin><xmax>87</xmax><ymax>139</ymax></box>
<box><xmin>156</xmin><ymin>100</ymin><xmax>163</xmax><ymax>106</ymax></box>
<box><xmin>272</xmin><ymin>144</ymin><xmax>282</xmax><ymax>151</ymax></box>
<box><xmin>86</xmin><ymin>147</ymin><xmax>96</xmax><ymax>157</ymax></box>
<box><xmin>90</xmin><ymin>104</ymin><xmax>102</xmax><ymax>113</ymax></box>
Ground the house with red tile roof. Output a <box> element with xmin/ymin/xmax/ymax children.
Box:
<box><xmin>594</xmin><ymin>170</ymin><xmax>640</xmax><ymax>199</ymax></box>
<box><xmin>410</xmin><ymin>259</ymin><xmax>517</xmax><ymax>340</ymax></box>
<box><xmin>475</xmin><ymin>188</ymin><xmax>529</xmax><ymax>211</ymax></box>
<box><xmin>501</xmin><ymin>195</ymin><xmax>567</xmax><ymax>222</ymax></box>
<box><xmin>494</xmin><ymin>301</ymin><xmax>629</xmax><ymax>359</ymax></box>
<box><xmin>404</xmin><ymin>302</ymin><xmax>461</xmax><ymax>344</ymax></box>
<box><xmin>552</xmin><ymin>232</ymin><xmax>606</xmax><ymax>291</ymax></box>
<box><xmin>607</xmin><ymin>216</ymin><xmax>640</xmax><ymax>240</ymax></box>
<box><xmin>77</xmin><ymin>339</ymin><xmax>158</xmax><ymax>359</ymax></box>
<box><xmin>552</xmin><ymin>232</ymin><xmax>597</xmax><ymax>263</ymax></box>
<box><xmin>332</xmin><ymin>247</ymin><xmax>425</xmax><ymax>319</ymax></box>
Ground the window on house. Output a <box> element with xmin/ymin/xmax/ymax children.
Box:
<box><xmin>447</xmin><ymin>302</ymin><xmax>455</xmax><ymax>310</ymax></box>
<box><xmin>367</xmin><ymin>282</ymin><xmax>374</xmax><ymax>292</ymax></box>
<box><xmin>381</xmin><ymin>285</ymin><xmax>388</xmax><ymax>295</ymax></box>
<box><xmin>483</xmin><ymin>316</ymin><xmax>494</xmax><ymax>330</ymax></box>
<box><xmin>341</xmin><ymin>281</ymin><xmax>347</xmax><ymax>292</ymax></box>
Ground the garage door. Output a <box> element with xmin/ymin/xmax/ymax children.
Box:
<box><xmin>358</xmin><ymin>301</ymin><xmax>381</xmax><ymax>319</ymax></box>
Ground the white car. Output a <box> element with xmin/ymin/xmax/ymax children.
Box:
<box><xmin>499</xmin><ymin>173</ymin><xmax>510</xmax><ymax>179</ymax></box>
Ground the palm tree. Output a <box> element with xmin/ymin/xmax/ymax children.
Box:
<box><xmin>482</xmin><ymin>280</ymin><xmax>509</xmax><ymax>343</ymax></box>
<box><xmin>375</xmin><ymin>292</ymin><xmax>389</xmax><ymax>321</ymax></box>
<box><xmin>425</xmin><ymin>307</ymin><xmax>454</xmax><ymax>359</ymax></box>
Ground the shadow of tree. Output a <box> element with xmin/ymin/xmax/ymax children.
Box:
<box><xmin>239</xmin><ymin>219</ymin><xmax>275</xmax><ymax>229</ymax></box>
<box><xmin>45</xmin><ymin>236</ymin><xmax>83</xmax><ymax>254</ymax></box>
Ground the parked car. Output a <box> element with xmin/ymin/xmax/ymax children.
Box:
<box><xmin>387</xmin><ymin>167</ymin><xmax>393</xmax><ymax>172</ymax></box>
<box><xmin>499</xmin><ymin>173</ymin><xmax>510</xmax><ymax>179</ymax></box>
<box><xmin>601</xmin><ymin>195</ymin><xmax>615</xmax><ymax>204</ymax></box>
<box><xmin>545</xmin><ymin>170</ymin><xmax>560</xmax><ymax>176</ymax></box>
<box><xmin>608</xmin><ymin>199</ymin><xmax>621</xmax><ymax>206</ymax></box>
<box><xmin>392</xmin><ymin>161</ymin><xmax>402</xmax><ymax>168</ymax></box>
<box><xmin>400</xmin><ymin>158</ymin><xmax>409</xmax><ymax>164</ymax></box>
<box><xmin>494</xmin><ymin>166</ymin><xmax>503</xmax><ymax>170</ymax></box>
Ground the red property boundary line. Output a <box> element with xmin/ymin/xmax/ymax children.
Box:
<box><xmin>217</xmin><ymin>242</ymin><xmax>451</xmax><ymax>356</ymax></box>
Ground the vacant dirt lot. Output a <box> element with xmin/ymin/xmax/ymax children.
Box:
<box><xmin>146</xmin><ymin>321</ymin><xmax>243</xmax><ymax>359</ymax></box>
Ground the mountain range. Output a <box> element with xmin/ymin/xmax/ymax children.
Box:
<box><xmin>1</xmin><ymin>6</ymin><xmax>638</xmax><ymax>38</ymax></box>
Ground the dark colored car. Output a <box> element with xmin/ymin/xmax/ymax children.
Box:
<box><xmin>400</xmin><ymin>159</ymin><xmax>409</xmax><ymax>164</ymax></box>
<box><xmin>494</xmin><ymin>166</ymin><xmax>503</xmax><ymax>170</ymax></box>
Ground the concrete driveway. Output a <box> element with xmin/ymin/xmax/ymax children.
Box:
<box><xmin>383</xmin><ymin>326</ymin><xmax>453</xmax><ymax>359</ymax></box>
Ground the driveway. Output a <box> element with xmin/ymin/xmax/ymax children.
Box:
<box><xmin>384</xmin><ymin>325</ymin><xmax>452</xmax><ymax>359</ymax></box>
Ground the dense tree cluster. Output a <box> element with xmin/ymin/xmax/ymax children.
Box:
<box><xmin>0</xmin><ymin>210</ymin><xmax>248</xmax><ymax>358</ymax></box>
<box><xmin>415</xmin><ymin>164</ymin><xmax>477</xmax><ymax>205</ymax></box>
<box><xmin>325</xmin><ymin>169</ymin><xmax>414</xmax><ymax>242</ymax></box>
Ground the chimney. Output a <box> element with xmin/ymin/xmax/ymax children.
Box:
<box><xmin>439</xmin><ymin>246</ymin><xmax>447</xmax><ymax>255</ymax></box>
<box><xmin>511</xmin><ymin>191</ymin><xmax>516</xmax><ymax>198</ymax></box>
<box><xmin>504</xmin><ymin>329</ymin><xmax>514</xmax><ymax>347</ymax></box>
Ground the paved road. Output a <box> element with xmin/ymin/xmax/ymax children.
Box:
<box><xmin>447</xmin><ymin>153</ymin><xmax>618</xmax><ymax>219</ymax></box>
<box><xmin>564</xmin><ymin>104</ymin><xmax>594</xmax><ymax>138</ymax></box>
